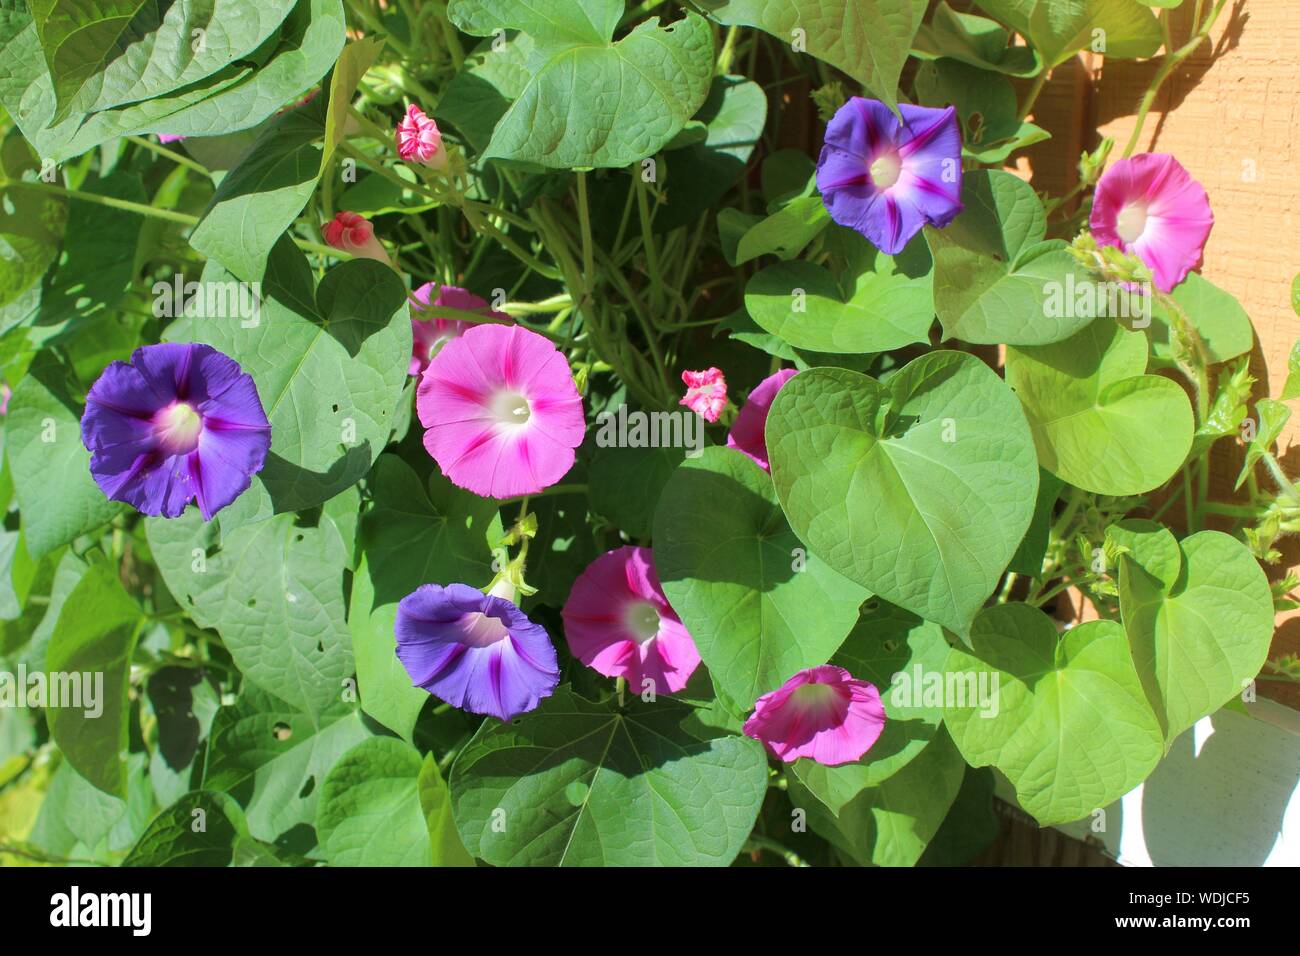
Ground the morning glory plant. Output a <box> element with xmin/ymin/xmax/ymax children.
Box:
<box><xmin>0</xmin><ymin>0</ymin><xmax>1290</xmax><ymax>872</ymax></box>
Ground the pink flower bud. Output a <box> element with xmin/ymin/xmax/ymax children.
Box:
<box><xmin>680</xmin><ymin>367</ymin><xmax>728</xmax><ymax>423</ymax></box>
<box><xmin>323</xmin><ymin>211</ymin><xmax>391</xmax><ymax>265</ymax></box>
<box><xmin>396</xmin><ymin>103</ymin><xmax>447</xmax><ymax>170</ymax></box>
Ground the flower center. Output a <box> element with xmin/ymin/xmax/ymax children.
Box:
<box><xmin>623</xmin><ymin>601</ymin><xmax>662</xmax><ymax>644</ymax></box>
<box><xmin>869</xmin><ymin>151</ymin><xmax>902</xmax><ymax>190</ymax></box>
<box><xmin>490</xmin><ymin>389</ymin><xmax>532</xmax><ymax>426</ymax></box>
<box><xmin>1116</xmin><ymin>203</ymin><xmax>1149</xmax><ymax>243</ymax></box>
<box><xmin>457</xmin><ymin>611</ymin><xmax>509</xmax><ymax>648</ymax></box>
<box><xmin>790</xmin><ymin>681</ymin><xmax>848</xmax><ymax>719</ymax></box>
<box><xmin>154</xmin><ymin>401</ymin><xmax>203</xmax><ymax>454</ymax></box>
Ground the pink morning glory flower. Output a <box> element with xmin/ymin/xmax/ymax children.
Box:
<box><xmin>80</xmin><ymin>343</ymin><xmax>271</xmax><ymax>520</ymax></box>
<box><xmin>323</xmin><ymin>211</ymin><xmax>391</xmax><ymax>265</ymax></box>
<box><xmin>0</xmin><ymin>382</ymin><xmax>10</xmax><ymax>416</ymax></box>
<box><xmin>157</xmin><ymin>133</ymin><xmax>185</xmax><ymax>145</ymax></box>
<box><xmin>395</xmin><ymin>582</ymin><xmax>559</xmax><ymax>722</ymax></box>
<box><xmin>416</xmin><ymin>323</ymin><xmax>585</xmax><ymax>499</ymax></box>
<box><xmin>561</xmin><ymin>546</ymin><xmax>701</xmax><ymax>695</ymax></box>
<box><xmin>408</xmin><ymin>283</ymin><xmax>509</xmax><ymax>377</ymax></box>
<box><xmin>679</xmin><ymin>367</ymin><xmax>727</xmax><ymax>423</ymax></box>
<box><xmin>816</xmin><ymin>98</ymin><xmax>963</xmax><ymax>255</ymax></box>
<box><xmin>743</xmin><ymin>665</ymin><xmax>886</xmax><ymax>766</ymax></box>
<box><xmin>726</xmin><ymin>368</ymin><xmax>798</xmax><ymax>471</ymax></box>
<box><xmin>1090</xmin><ymin>153</ymin><xmax>1213</xmax><ymax>293</ymax></box>
<box><xmin>396</xmin><ymin>103</ymin><xmax>447</xmax><ymax>170</ymax></box>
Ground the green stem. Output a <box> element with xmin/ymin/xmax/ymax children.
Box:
<box><xmin>1017</xmin><ymin>69</ymin><xmax>1049</xmax><ymax>122</ymax></box>
<box><xmin>1121</xmin><ymin>0</ymin><xmax>1229</xmax><ymax>158</ymax></box>
<box><xmin>126</xmin><ymin>135</ymin><xmax>210</xmax><ymax>176</ymax></box>
<box><xmin>743</xmin><ymin>834</ymin><xmax>809</xmax><ymax>868</ymax></box>
<box><xmin>2</xmin><ymin>177</ymin><xmax>199</xmax><ymax>225</ymax></box>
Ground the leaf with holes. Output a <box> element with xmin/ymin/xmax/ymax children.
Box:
<box><xmin>145</xmin><ymin>495</ymin><xmax>355</xmax><ymax>719</ymax></box>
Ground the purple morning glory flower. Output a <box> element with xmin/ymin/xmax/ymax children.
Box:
<box><xmin>81</xmin><ymin>343</ymin><xmax>271</xmax><ymax>520</ymax></box>
<box><xmin>395</xmin><ymin>583</ymin><xmax>560</xmax><ymax>722</ymax></box>
<box><xmin>816</xmin><ymin>97</ymin><xmax>964</xmax><ymax>254</ymax></box>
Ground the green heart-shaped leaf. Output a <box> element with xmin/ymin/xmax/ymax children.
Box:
<box><xmin>450</xmin><ymin>687</ymin><xmax>768</xmax><ymax>866</ymax></box>
<box><xmin>912</xmin><ymin>1</ymin><xmax>1041</xmax><ymax>75</ymax></box>
<box><xmin>1007</xmin><ymin>317</ymin><xmax>1194</xmax><ymax>495</ymax></box>
<box><xmin>1119</xmin><ymin>530</ymin><xmax>1273</xmax><ymax>744</ymax></box>
<box><xmin>789</xmin><ymin>726</ymin><xmax>965</xmax><ymax>866</ymax></box>
<box><xmin>973</xmin><ymin>0</ymin><xmax>1161</xmax><ymax>68</ymax></box>
<box><xmin>927</xmin><ymin>169</ymin><xmax>1097</xmax><ymax>345</ymax></box>
<box><xmin>944</xmin><ymin>603</ymin><xmax>1163</xmax><ymax>825</ymax></box>
<box><xmin>316</xmin><ymin>737</ymin><xmax>439</xmax><ymax>867</ymax></box>
<box><xmin>447</xmin><ymin>0</ymin><xmax>713</xmax><ymax>168</ymax></box>
<box><xmin>767</xmin><ymin>352</ymin><xmax>1039</xmax><ymax>635</ymax></box>
<box><xmin>1148</xmin><ymin>272</ymin><xmax>1254</xmax><ymax>367</ymax></box>
<box><xmin>697</xmin><ymin>0</ymin><xmax>929</xmax><ymax>112</ymax></box>
<box><xmin>653</xmin><ymin>447</ymin><xmax>869</xmax><ymax>710</ymax></box>
<box><xmin>743</xmin><ymin>239</ymin><xmax>934</xmax><ymax>353</ymax></box>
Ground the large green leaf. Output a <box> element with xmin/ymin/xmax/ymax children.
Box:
<box><xmin>698</xmin><ymin>0</ymin><xmax>929</xmax><ymax>112</ymax></box>
<box><xmin>4</xmin><ymin>0</ymin><xmax>342</xmax><ymax>155</ymax></box>
<box><xmin>433</xmin><ymin>32</ymin><xmax>534</xmax><ymax>154</ymax></box>
<box><xmin>151</xmin><ymin>0</ymin><xmax>345</xmax><ymax>140</ymax></box>
<box><xmin>791</xmin><ymin>601</ymin><xmax>950</xmax><ymax>810</ymax></box>
<box><xmin>973</xmin><ymin>0</ymin><xmax>1162</xmax><ymax>67</ymax></box>
<box><xmin>315</xmin><ymin>737</ymin><xmax>432</xmax><ymax>867</ymax></box>
<box><xmin>790</xmin><ymin>726</ymin><xmax>965</xmax><ymax>866</ymax></box>
<box><xmin>589</xmin><ymin>442</ymin><xmax>681</xmax><ymax>540</ymax></box>
<box><xmin>28</xmin><ymin>0</ymin><xmax>148</xmax><ymax>120</ymax></box>
<box><xmin>203</xmin><ymin>683</ymin><xmax>371</xmax><ymax>844</ymax></box>
<box><xmin>926</xmin><ymin>170</ymin><xmax>1096</xmax><ymax>345</ymax></box>
<box><xmin>146</xmin><ymin>494</ymin><xmax>354</xmax><ymax>720</ymax></box>
<box><xmin>1118</xmin><ymin>530</ymin><xmax>1273</xmax><ymax>744</ymax></box>
<box><xmin>44</xmin><ymin>561</ymin><xmax>146</xmax><ymax>798</ymax></box>
<box><xmin>6</xmin><ymin>357</ymin><xmax>123</xmax><ymax>558</ymax></box>
<box><xmin>187</xmin><ymin>98</ymin><xmax>328</xmax><ymax>281</ymax></box>
<box><xmin>744</xmin><ymin>236</ymin><xmax>934</xmax><ymax>353</ymax></box>
<box><xmin>446</xmin><ymin>0</ymin><xmax>714</xmax><ymax>168</ymax></box>
<box><xmin>165</xmin><ymin>240</ymin><xmax>411</xmax><ymax>512</ymax></box>
<box><xmin>450</xmin><ymin>687</ymin><xmax>768</xmax><ymax>866</ymax></box>
<box><xmin>123</xmin><ymin>791</ymin><xmax>249</xmax><ymax>866</ymax></box>
<box><xmin>943</xmin><ymin>603</ymin><xmax>1163</xmax><ymax>826</ymax></box>
<box><xmin>38</xmin><ymin>0</ymin><xmax>297</xmax><ymax>121</ymax></box>
<box><xmin>1006</xmin><ymin>316</ymin><xmax>1194</xmax><ymax>495</ymax></box>
<box><xmin>767</xmin><ymin>353</ymin><xmax>1038</xmax><ymax>635</ymax></box>
<box><xmin>653</xmin><ymin>447</ymin><xmax>869</xmax><ymax>710</ymax></box>
<box><xmin>913</xmin><ymin>1</ymin><xmax>1041</xmax><ymax>76</ymax></box>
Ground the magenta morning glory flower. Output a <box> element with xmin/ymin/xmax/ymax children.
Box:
<box><xmin>80</xmin><ymin>343</ymin><xmax>271</xmax><ymax>520</ymax></box>
<box><xmin>396</xmin><ymin>103</ymin><xmax>447</xmax><ymax>170</ymax></box>
<box><xmin>408</xmin><ymin>283</ymin><xmax>508</xmax><ymax>377</ymax></box>
<box><xmin>726</xmin><ymin>368</ymin><xmax>798</xmax><ymax>471</ymax></box>
<box><xmin>561</xmin><ymin>546</ymin><xmax>701</xmax><ymax>695</ymax></box>
<box><xmin>743</xmin><ymin>665</ymin><xmax>886</xmax><ymax>766</ymax></box>
<box><xmin>816</xmin><ymin>98</ymin><xmax>963</xmax><ymax>255</ymax></box>
<box><xmin>416</xmin><ymin>323</ymin><xmax>585</xmax><ymax>499</ymax></box>
<box><xmin>679</xmin><ymin>367</ymin><xmax>727</xmax><ymax>423</ymax></box>
<box><xmin>395</xmin><ymin>582</ymin><xmax>559</xmax><ymax>721</ymax></box>
<box><xmin>1090</xmin><ymin>153</ymin><xmax>1213</xmax><ymax>293</ymax></box>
